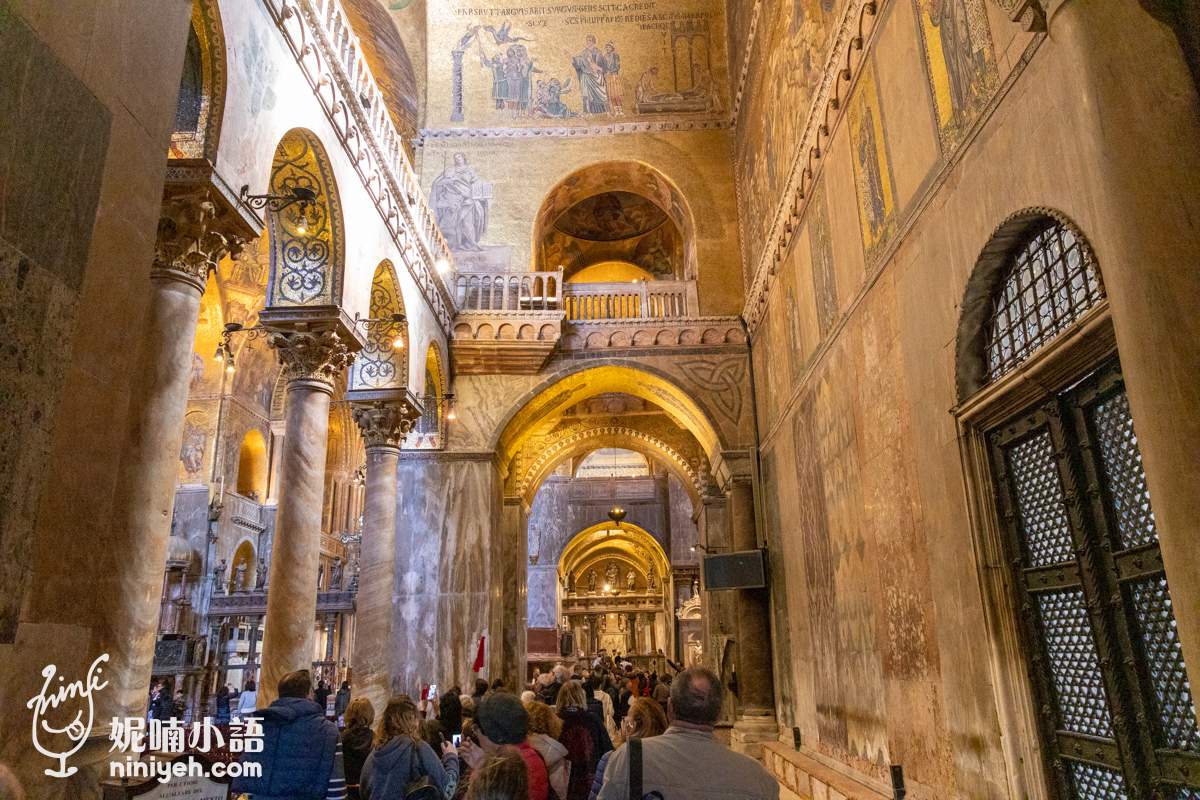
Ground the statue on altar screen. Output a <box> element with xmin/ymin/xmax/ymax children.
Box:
<box><xmin>567</xmin><ymin>572</ymin><xmax>576</xmax><ymax>594</ymax></box>
<box><xmin>256</xmin><ymin>560</ymin><xmax>268</xmax><ymax>590</ymax></box>
<box><xmin>618</xmin><ymin>614</ymin><xmax>626</xmax><ymax>632</ymax></box>
<box><xmin>233</xmin><ymin>560</ymin><xmax>247</xmax><ymax>592</ymax></box>
<box><xmin>213</xmin><ymin>559</ymin><xmax>227</xmax><ymax>591</ymax></box>
<box><xmin>318</xmin><ymin>562</ymin><xmax>324</xmax><ymax>590</ymax></box>
<box><xmin>626</xmin><ymin>568</ymin><xmax>636</xmax><ymax>590</ymax></box>
<box><xmin>692</xmin><ymin>576</ymin><xmax>699</xmax><ymax>596</ymax></box>
<box><xmin>605</xmin><ymin>561</ymin><xmax>619</xmax><ymax>588</ymax></box>
<box><xmin>588</xmin><ymin>569</ymin><xmax>598</xmax><ymax>593</ymax></box>
<box><xmin>331</xmin><ymin>557</ymin><xmax>343</xmax><ymax>590</ymax></box>
<box><xmin>647</xmin><ymin>571</ymin><xmax>657</xmax><ymax>591</ymax></box>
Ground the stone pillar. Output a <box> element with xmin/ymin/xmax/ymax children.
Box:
<box><xmin>267</xmin><ymin>420</ymin><xmax>286</xmax><ymax>504</ymax></box>
<box><xmin>498</xmin><ymin>497</ymin><xmax>529</xmax><ymax>689</ymax></box>
<box><xmin>246</xmin><ymin>616</ymin><xmax>262</xmax><ymax>683</ymax></box>
<box><xmin>257</xmin><ymin>314</ymin><xmax>358</xmax><ymax>705</ymax></box>
<box><xmin>1051</xmin><ymin>0</ymin><xmax>1200</xmax><ymax>701</ymax></box>
<box><xmin>324</xmin><ymin>613</ymin><xmax>337</xmax><ymax>661</ymax></box>
<box><xmin>727</xmin><ymin>476</ymin><xmax>777</xmax><ymax>756</ymax></box>
<box><xmin>348</xmin><ymin>387</ymin><xmax>419</xmax><ymax>718</ymax></box>
<box><xmin>95</xmin><ymin>193</ymin><xmax>245</xmax><ymax>720</ymax></box>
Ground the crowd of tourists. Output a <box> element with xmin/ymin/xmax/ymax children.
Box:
<box><xmin>231</xmin><ymin>656</ymin><xmax>778</xmax><ymax>800</ymax></box>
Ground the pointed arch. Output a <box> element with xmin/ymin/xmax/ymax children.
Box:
<box><xmin>266</xmin><ymin>129</ymin><xmax>345</xmax><ymax>307</ymax></box>
<box><xmin>170</xmin><ymin>0</ymin><xmax>228</xmax><ymax>161</ymax></box>
<box><xmin>352</xmin><ymin>260</ymin><xmax>409</xmax><ymax>389</ymax></box>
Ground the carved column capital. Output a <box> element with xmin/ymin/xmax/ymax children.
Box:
<box><xmin>153</xmin><ymin>190</ymin><xmax>246</xmax><ymax>291</ymax></box>
<box><xmin>268</xmin><ymin>330</ymin><xmax>354</xmax><ymax>390</ymax></box>
<box><xmin>346</xmin><ymin>388</ymin><xmax>424</xmax><ymax>450</ymax></box>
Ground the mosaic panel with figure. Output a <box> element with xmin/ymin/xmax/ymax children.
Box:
<box><xmin>914</xmin><ymin>0</ymin><xmax>998</xmax><ymax>154</ymax></box>
<box><xmin>848</xmin><ymin>60</ymin><xmax>898</xmax><ymax>266</ymax></box>
<box><xmin>428</xmin><ymin>0</ymin><xmax>730</xmax><ymax>128</ymax></box>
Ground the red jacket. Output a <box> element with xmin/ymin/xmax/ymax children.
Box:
<box><xmin>517</xmin><ymin>740</ymin><xmax>550</xmax><ymax>800</ymax></box>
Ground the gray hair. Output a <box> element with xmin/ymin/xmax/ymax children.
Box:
<box><xmin>552</xmin><ymin>665</ymin><xmax>569</xmax><ymax>683</ymax></box>
<box><xmin>669</xmin><ymin>666</ymin><xmax>723</xmax><ymax>725</ymax></box>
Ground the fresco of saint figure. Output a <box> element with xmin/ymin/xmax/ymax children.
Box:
<box><xmin>855</xmin><ymin>95</ymin><xmax>887</xmax><ymax>243</ymax></box>
<box><xmin>180</xmin><ymin>418</ymin><xmax>207</xmax><ymax>477</ymax></box>
<box><xmin>430</xmin><ymin>152</ymin><xmax>490</xmax><ymax>251</ymax></box>
<box><xmin>603</xmin><ymin>43</ymin><xmax>625</xmax><ymax>116</ymax></box>
<box><xmin>919</xmin><ymin>0</ymin><xmax>996</xmax><ymax>150</ymax></box>
<box><xmin>564</xmin><ymin>34</ymin><xmax>609</xmax><ymax>114</ymax></box>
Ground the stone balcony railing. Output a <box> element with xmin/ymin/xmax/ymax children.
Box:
<box><xmin>563</xmin><ymin>280</ymin><xmax>698</xmax><ymax>320</ymax></box>
<box><xmin>562</xmin><ymin>590</ymin><xmax>666</xmax><ymax>614</ymax></box>
<box><xmin>451</xmin><ymin>269</ymin><xmax>566</xmax><ymax>374</ymax></box>
<box><xmin>263</xmin><ymin>0</ymin><xmax>455</xmax><ymax>329</ymax></box>
<box><xmin>208</xmin><ymin>588</ymin><xmax>357</xmax><ymax>618</ymax></box>
<box><xmin>453</xmin><ymin>269</ymin><xmax>563</xmax><ymax>311</ymax></box>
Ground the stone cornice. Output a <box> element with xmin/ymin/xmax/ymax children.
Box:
<box><xmin>739</xmin><ymin>0</ymin><xmax>880</xmax><ymax>334</ymax></box>
<box><xmin>729</xmin><ymin>0</ymin><xmax>764</xmax><ymax>126</ymax></box>
<box><xmin>416</xmin><ymin>118</ymin><xmax>734</xmax><ymax>143</ymax></box>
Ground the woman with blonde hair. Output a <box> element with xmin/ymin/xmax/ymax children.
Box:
<box><xmin>341</xmin><ymin>697</ymin><xmax>375</xmax><ymax>800</ymax></box>
<box><xmin>525</xmin><ymin>701</ymin><xmax>569</xmax><ymax>798</ymax></box>
<box><xmin>555</xmin><ymin>681</ymin><xmax>612</xmax><ymax>800</ymax></box>
<box><xmin>465</xmin><ymin>746</ymin><xmax>528</xmax><ymax>800</ymax></box>
<box><xmin>586</xmin><ymin>697</ymin><xmax>667</xmax><ymax>800</ymax></box>
<box><xmin>360</xmin><ymin>696</ymin><xmax>459</xmax><ymax>800</ymax></box>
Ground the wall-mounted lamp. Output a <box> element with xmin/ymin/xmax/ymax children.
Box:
<box><xmin>425</xmin><ymin>392</ymin><xmax>457</xmax><ymax>421</ymax></box>
<box><xmin>435</xmin><ymin>258</ymin><xmax>451</xmax><ymax>274</ymax></box>
<box><xmin>353</xmin><ymin>312</ymin><xmax>407</xmax><ymax>350</ymax></box>
<box><xmin>213</xmin><ymin>321</ymin><xmax>269</xmax><ymax>374</ymax></box>
<box><xmin>240</xmin><ymin>185</ymin><xmax>318</xmax><ymax>235</ymax></box>
<box><xmin>691</xmin><ymin>543</ymin><xmax>718</xmax><ymax>554</ymax></box>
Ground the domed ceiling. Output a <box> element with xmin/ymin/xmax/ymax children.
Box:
<box><xmin>553</xmin><ymin>191</ymin><xmax>668</xmax><ymax>241</ymax></box>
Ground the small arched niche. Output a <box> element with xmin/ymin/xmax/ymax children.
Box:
<box><xmin>352</xmin><ymin>260</ymin><xmax>409</xmax><ymax>389</ymax></box>
<box><xmin>169</xmin><ymin>0</ymin><xmax>227</xmax><ymax>161</ymax></box>
<box><xmin>409</xmin><ymin>343</ymin><xmax>447</xmax><ymax>449</ymax></box>
<box><xmin>266</xmin><ymin>129</ymin><xmax>345</xmax><ymax>307</ymax></box>
<box><xmin>236</xmin><ymin>430</ymin><xmax>268</xmax><ymax>500</ymax></box>
<box><xmin>229</xmin><ymin>540</ymin><xmax>256</xmax><ymax>594</ymax></box>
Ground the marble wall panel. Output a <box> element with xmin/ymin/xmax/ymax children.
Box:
<box><xmin>667</xmin><ymin>474</ymin><xmax>699</xmax><ymax>565</ymax></box>
<box><xmin>526</xmin><ymin>566</ymin><xmax>559</xmax><ymax>629</ymax></box>
<box><xmin>759</xmin><ymin>447</ymin><xmax>796</xmax><ymax>728</ymax></box>
<box><xmin>393</xmin><ymin>455</ymin><xmax>499</xmax><ymax>697</ymax></box>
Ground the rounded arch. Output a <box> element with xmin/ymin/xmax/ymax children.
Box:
<box><xmin>229</xmin><ymin>540</ymin><xmax>256</xmax><ymax>593</ymax></box>
<box><xmin>410</xmin><ymin>343</ymin><xmax>447</xmax><ymax>449</ymax></box>
<box><xmin>170</xmin><ymin>0</ymin><xmax>228</xmax><ymax>161</ymax></box>
<box><xmin>955</xmin><ymin>208</ymin><xmax>1104</xmax><ymax>402</ymax></box>
<box><xmin>236</xmin><ymin>430</ymin><xmax>268</xmax><ymax>498</ymax></box>
<box><xmin>532</xmin><ymin>161</ymin><xmax>697</xmax><ymax>279</ymax></box>
<box><xmin>516</xmin><ymin>426</ymin><xmax>706</xmax><ymax>508</ymax></box>
<box><xmin>339</xmin><ymin>0</ymin><xmax>419</xmax><ymax>139</ymax></box>
<box><xmin>351</xmin><ymin>260</ymin><xmax>409</xmax><ymax>389</ymax></box>
<box><xmin>494</xmin><ymin>364</ymin><xmax>726</xmax><ymax>469</ymax></box>
<box><xmin>267</xmin><ymin>129</ymin><xmax>346</xmax><ymax>307</ymax></box>
<box><xmin>558</xmin><ymin>522</ymin><xmax>670</xmax><ymax>590</ymax></box>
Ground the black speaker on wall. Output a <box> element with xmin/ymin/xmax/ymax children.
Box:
<box><xmin>702</xmin><ymin>549</ymin><xmax>768</xmax><ymax>590</ymax></box>
<box><xmin>560</xmin><ymin>630</ymin><xmax>575</xmax><ymax>657</ymax></box>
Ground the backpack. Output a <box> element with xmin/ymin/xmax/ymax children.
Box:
<box><xmin>381</xmin><ymin>741</ymin><xmax>441</xmax><ymax>800</ymax></box>
<box><xmin>627</xmin><ymin>739</ymin><xmax>664</xmax><ymax>800</ymax></box>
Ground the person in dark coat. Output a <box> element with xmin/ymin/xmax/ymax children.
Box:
<box><xmin>314</xmin><ymin>680</ymin><xmax>332</xmax><ymax>712</ymax></box>
<box><xmin>438</xmin><ymin>691</ymin><xmax>464</xmax><ymax>737</ymax></box>
<box><xmin>215</xmin><ymin>684</ymin><xmax>232</xmax><ymax>724</ymax></box>
<box><xmin>232</xmin><ymin>670</ymin><xmax>345</xmax><ymax>800</ymax></box>
<box><xmin>555</xmin><ymin>681</ymin><xmax>613</xmax><ymax>800</ymax></box>
<box><xmin>334</xmin><ymin>681</ymin><xmax>352</xmax><ymax>720</ymax></box>
<box><xmin>150</xmin><ymin>682</ymin><xmax>172</xmax><ymax>720</ymax></box>
<box><xmin>341</xmin><ymin>698</ymin><xmax>375</xmax><ymax>800</ymax></box>
<box><xmin>360</xmin><ymin>696</ymin><xmax>459</xmax><ymax>800</ymax></box>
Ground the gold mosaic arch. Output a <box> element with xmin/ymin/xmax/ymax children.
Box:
<box><xmin>409</xmin><ymin>342</ymin><xmax>447</xmax><ymax>449</ymax></box>
<box><xmin>495</xmin><ymin>365</ymin><xmax>723</xmax><ymax>469</ymax></box>
<box><xmin>532</xmin><ymin>160</ymin><xmax>698</xmax><ymax>279</ymax></box>
<box><xmin>267</xmin><ymin>129</ymin><xmax>345</xmax><ymax>307</ymax></box>
<box><xmin>169</xmin><ymin>0</ymin><xmax>228</xmax><ymax>162</ymax></box>
<box><xmin>352</xmin><ymin>260</ymin><xmax>409</xmax><ymax>389</ymax></box>
<box><xmin>558</xmin><ymin>522</ymin><xmax>671</xmax><ymax>589</ymax></box>
<box><xmin>514</xmin><ymin>426</ymin><xmax>705</xmax><ymax>507</ymax></box>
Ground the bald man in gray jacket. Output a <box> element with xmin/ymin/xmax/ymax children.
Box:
<box><xmin>596</xmin><ymin>667</ymin><xmax>779</xmax><ymax>800</ymax></box>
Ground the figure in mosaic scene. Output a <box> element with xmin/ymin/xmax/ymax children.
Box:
<box><xmin>180</xmin><ymin>419</ymin><xmax>207</xmax><ymax>477</ymax></box>
<box><xmin>603</xmin><ymin>43</ymin><xmax>625</xmax><ymax>116</ymax></box>
<box><xmin>479</xmin><ymin>46</ymin><xmax>508</xmax><ymax>111</ymax></box>
<box><xmin>545</xmin><ymin>77</ymin><xmax>573</xmax><ymax>119</ymax></box>
<box><xmin>430</xmin><ymin>152</ymin><xmax>491</xmax><ymax>251</ymax></box>
<box><xmin>564</xmin><ymin>34</ymin><xmax>609</xmax><ymax>114</ymax></box>
<box><xmin>854</xmin><ymin>94</ymin><xmax>887</xmax><ymax>241</ymax></box>
<box><xmin>503</xmin><ymin>45</ymin><xmax>540</xmax><ymax>118</ymax></box>
<box><xmin>929</xmin><ymin>0</ymin><xmax>991</xmax><ymax>124</ymax></box>
<box><xmin>634</xmin><ymin>66</ymin><xmax>662</xmax><ymax>108</ymax></box>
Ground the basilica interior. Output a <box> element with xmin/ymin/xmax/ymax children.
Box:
<box><xmin>1</xmin><ymin>0</ymin><xmax>1199</xmax><ymax>797</ymax></box>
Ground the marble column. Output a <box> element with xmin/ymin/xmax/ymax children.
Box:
<box><xmin>348</xmin><ymin>389</ymin><xmax>420</xmax><ymax>718</ymax></box>
<box><xmin>727</xmin><ymin>476</ymin><xmax>777</xmax><ymax>756</ymax></box>
<box><xmin>98</xmin><ymin>193</ymin><xmax>245</xmax><ymax>720</ymax></box>
<box><xmin>246</xmin><ymin>616</ymin><xmax>262</xmax><ymax>683</ymax></box>
<box><xmin>258</xmin><ymin>313</ymin><xmax>359</xmax><ymax>705</ymax></box>
<box><xmin>497</xmin><ymin>497</ymin><xmax>529</xmax><ymax>689</ymax></box>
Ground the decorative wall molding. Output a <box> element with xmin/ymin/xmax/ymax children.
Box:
<box><xmin>262</xmin><ymin>0</ymin><xmax>456</xmax><ymax>331</ymax></box>
<box><xmin>415</xmin><ymin>118</ymin><xmax>734</xmax><ymax>144</ymax></box>
<box><xmin>740</xmin><ymin>0</ymin><xmax>880</xmax><ymax>334</ymax></box>
<box><xmin>560</xmin><ymin>316</ymin><xmax>747</xmax><ymax>352</ymax></box>
<box><xmin>729</xmin><ymin>0</ymin><xmax>764</xmax><ymax>125</ymax></box>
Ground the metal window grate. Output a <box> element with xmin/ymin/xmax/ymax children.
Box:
<box><xmin>1038</xmin><ymin>588</ymin><xmax>1114</xmax><ymax>737</ymax></box>
<box><xmin>1069</xmin><ymin>761</ymin><xmax>1128</xmax><ymax>800</ymax></box>
<box><xmin>987</xmin><ymin>220</ymin><xmax>1103</xmax><ymax>380</ymax></box>
<box><xmin>1091</xmin><ymin>392</ymin><xmax>1157</xmax><ymax>549</ymax></box>
<box><xmin>1008</xmin><ymin>431</ymin><xmax>1076</xmax><ymax>567</ymax></box>
<box><xmin>1129</xmin><ymin>576</ymin><xmax>1200</xmax><ymax>751</ymax></box>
